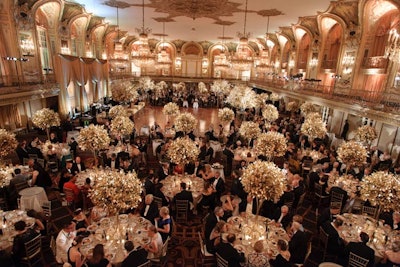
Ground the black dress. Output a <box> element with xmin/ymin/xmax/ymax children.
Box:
<box><xmin>86</xmin><ymin>258</ymin><xmax>110</xmax><ymax>267</ymax></box>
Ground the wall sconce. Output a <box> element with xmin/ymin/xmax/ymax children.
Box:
<box><xmin>274</xmin><ymin>60</ymin><xmax>280</xmax><ymax>69</ymax></box>
<box><xmin>288</xmin><ymin>59</ymin><xmax>295</xmax><ymax>68</ymax></box>
<box><xmin>20</xmin><ymin>38</ymin><xmax>34</xmax><ymax>57</ymax></box>
<box><xmin>309</xmin><ymin>58</ymin><xmax>318</xmax><ymax>68</ymax></box>
<box><xmin>175</xmin><ymin>57</ymin><xmax>182</xmax><ymax>69</ymax></box>
<box><xmin>202</xmin><ymin>57</ymin><xmax>209</xmax><ymax>68</ymax></box>
<box><xmin>342</xmin><ymin>53</ymin><xmax>355</xmax><ymax>74</ymax></box>
<box><xmin>61</xmin><ymin>40</ymin><xmax>71</xmax><ymax>55</ymax></box>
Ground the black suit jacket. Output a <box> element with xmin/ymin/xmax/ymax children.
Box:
<box><xmin>121</xmin><ymin>247</ymin><xmax>148</xmax><ymax>267</ymax></box>
<box><xmin>105</xmin><ymin>158</ymin><xmax>120</xmax><ymax>169</ymax></box>
<box><xmin>344</xmin><ymin>242</ymin><xmax>375</xmax><ymax>267</ymax></box>
<box><xmin>269</xmin><ymin>254</ymin><xmax>292</xmax><ymax>267</ymax></box>
<box><xmin>140</xmin><ymin>202</ymin><xmax>159</xmax><ymax>223</ymax></box>
<box><xmin>71</xmin><ymin>162</ymin><xmax>86</xmax><ymax>173</ymax></box>
<box><xmin>174</xmin><ymin>189</ymin><xmax>193</xmax><ymax>204</ymax></box>
<box><xmin>272</xmin><ymin>209</ymin><xmax>292</xmax><ymax>229</ymax></box>
<box><xmin>214</xmin><ymin>178</ymin><xmax>225</xmax><ymax>197</ymax></box>
<box><xmin>205</xmin><ymin>214</ymin><xmax>219</xmax><ymax>241</ymax></box>
<box><xmin>215</xmin><ymin>242</ymin><xmax>245</xmax><ymax>267</ymax></box>
<box><xmin>289</xmin><ymin>230</ymin><xmax>308</xmax><ymax>264</ymax></box>
<box><xmin>322</xmin><ymin>221</ymin><xmax>345</xmax><ymax>254</ymax></box>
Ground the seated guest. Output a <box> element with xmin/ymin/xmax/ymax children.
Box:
<box><xmin>86</xmin><ymin>244</ymin><xmax>111</xmax><ymax>267</ymax></box>
<box><xmin>248</xmin><ymin>240</ymin><xmax>269</xmax><ymax>267</ymax></box>
<box><xmin>157</xmin><ymin>162</ymin><xmax>170</xmax><ymax>181</ymax></box>
<box><xmin>317</xmin><ymin>207</ymin><xmax>340</xmax><ymax>229</ymax></box>
<box><xmin>26</xmin><ymin>209</ymin><xmax>45</xmax><ymax>234</ymax></box>
<box><xmin>344</xmin><ymin>232</ymin><xmax>375</xmax><ymax>267</ymax></box>
<box><xmin>215</xmin><ymin>233</ymin><xmax>245</xmax><ymax>267</ymax></box>
<box><xmin>206</xmin><ymin>221</ymin><xmax>227</xmax><ymax>254</ymax></box>
<box><xmin>91</xmin><ymin>205</ymin><xmax>108</xmax><ymax>223</ymax></box>
<box><xmin>8</xmin><ymin>168</ymin><xmax>29</xmax><ymax>209</ymax></box>
<box><xmin>121</xmin><ymin>240</ymin><xmax>148</xmax><ymax>267</ymax></box>
<box><xmin>272</xmin><ymin>205</ymin><xmax>292</xmax><ymax>229</ymax></box>
<box><xmin>380</xmin><ymin>240</ymin><xmax>400</xmax><ymax>266</ymax></box>
<box><xmin>56</xmin><ymin>221</ymin><xmax>77</xmax><ymax>264</ymax></box>
<box><xmin>60</xmin><ymin>159</ymin><xmax>75</xmax><ymax>191</ymax></box>
<box><xmin>156</xmin><ymin>207</ymin><xmax>172</xmax><ymax>242</ymax></box>
<box><xmin>276</xmin><ymin>184</ymin><xmax>295</xmax><ymax>208</ymax></box>
<box><xmin>144</xmin><ymin>225</ymin><xmax>163</xmax><ymax>260</ymax></box>
<box><xmin>105</xmin><ymin>153</ymin><xmax>119</xmax><ymax>170</ymax></box>
<box><xmin>12</xmin><ymin>220</ymin><xmax>40</xmax><ymax>266</ymax></box>
<box><xmin>321</xmin><ymin>218</ymin><xmax>346</xmax><ymax>256</ymax></box>
<box><xmin>269</xmin><ymin>239</ymin><xmax>291</xmax><ymax>267</ymax></box>
<box><xmin>289</xmin><ymin>222</ymin><xmax>308</xmax><ymax>265</ymax></box>
<box><xmin>28</xmin><ymin>158</ymin><xmax>52</xmax><ymax>189</ymax></box>
<box><xmin>173</xmin><ymin>182</ymin><xmax>193</xmax><ymax>209</ymax></box>
<box><xmin>153</xmin><ymin>183</ymin><xmax>169</xmax><ymax>207</ymax></box>
<box><xmin>385</xmin><ymin>211</ymin><xmax>400</xmax><ymax>230</ymax></box>
<box><xmin>68</xmin><ymin>236</ymin><xmax>86</xmax><ymax>267</ymax></box>
<box><xmin>71</xmin><ymin>156</ymin><xmax>86</xmax><ymax>173</ymax></box>
<box><xmin>63</xmin><ymin>175</ymin><xmax>82</xmax><ymax>207</ymax></box>
<box><xmin>49</xmin><ymin>132</ymin><xmax>59</xmax><ymax>143</ymax></box>
<box><xmin>140</xmin><ymin>194</ymin><xmax>159</xmax><ymax>223</ymax></box>
<box><xmin>72</xmin><ymin>208</ymin><xmax>90</xmax><ymax>233</ymax></box>
<box><xmin>205</xmin><ymin>206</ymin><xmax>225</xmax><ymax>243</ymax></box>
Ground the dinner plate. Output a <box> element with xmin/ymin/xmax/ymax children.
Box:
<box><xmin>100</xmin><ymin>217</ymin><xmax>110</xmax><ymax>225</ymax></box>
<box><xmin>119</xmin><ymin>214</ymin><xmax>128</xmax><ymax>221</ymax></box>
<box><xmin>87</xmin><ymin>224</ymin><xmax>98</xmax><ymax>232</ymax></box>
<box><xmin>82</xmin><ymin>237</ymin><xmax>92</xmax><ymax>246</ymax></box>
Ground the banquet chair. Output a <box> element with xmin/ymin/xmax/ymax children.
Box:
<box><xmin>28</xmin><ymin>154</ymin><xmax>38</xmax><ymax>159</ymax></box>
<box><xmin>153</xmin><ymin>196</ymin><xmax>163</xmax><ymax>210</ymax></box>
<box><xmin>216</xmin><ymin>252</ymin><xmax>228</xmax><ymax>267</ymax></box>
<box><xmin>330</xmin><ymin>190</ymin><xmax>345</xmax><ymax>204</ymax></box>
<box><xmin>20</xmin><ymin>234</ymin><xmax>43</xmax><ymax>267</ymax></box>
<box><xmin>175</xmin><ymin>200</ymin><xmax>189</xmax><ymax>224</ymax></box>
<box><xmin>319</xmin><ymin>226</ymin><xmax>332</xmax><ymax>262</ymax></box>
<box><xmin>150</xmin><ymin>236</ymin><xmax>170</xmax><ymax>267</ymax></box>
<box><xmin>15</xmin><ymin>181</ymin><xmax>29</xmax><ymax>194</ymax></box>
<box><xmin>137</xmin><ymin>260</ymin><xmax>151</xmax><ymax>267</ymax></box>
<box><xmin>197</xmin><ymin>231</ymin><xmax>216</xmax><ymax>267</ymax></box>
<box><xmin>330</xmin><ymin>201</ymin><xmax>343</xmax><ymax>211</ymax></box>
<box><xmin>361</xmin><ymin>205</ymin><xmax>379</xmax><ymax>219</ymax></box>
<box><xmin>314</xmin><ymin>183</ymin><xmax>329</xmax><ymax>208</ymax></box>
<box><xmin>63</xmin><ymin>187</ymin><xmax>76</xmax><ymax>210</ymax></box>
<box><xmin>348</xmin><ymin>252</ymin><xmax>370</xmax><ymax>267</ymax></box>
<box><xmin>36</xmin><ymin>158</ymin><xmax>45</xmax><ymax>168</ymax></box>
<box><xmin>302</xmin><ymin>159</ymin><xmax>313</xmax><ymax>178</ymax></box>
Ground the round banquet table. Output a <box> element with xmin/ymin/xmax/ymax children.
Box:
<box><xmin>319</xmin><ymin>263</ymin><xmax>343</xmax><ymax>267</ymax></box>
<box><xmin>19</xmin><ymin>187</ymin><xmax>48</xmax><ymax>212</ymax></box>
<box><xmin>328</xmin><ymin>175</ymin><xmax>360</xmax><ymax>195</ymax></box>
<box><xmin>0</xmin><ymin>210</ymin><xmax>36</xmax><ymax>252</ymax></box>
<box><xmin>226</xmin><ymin>214</ymin><xmax>289</xmax><ymax>260</ymax></box>
<box><xmin>160</xmin><ymin>175</ymin><xmax>204</xmax><ymax>200</ymax></box>
<box><xmin>81</xmin><ymin>215</ymin><xmax>152</xmax><ymax>265</ymax></box>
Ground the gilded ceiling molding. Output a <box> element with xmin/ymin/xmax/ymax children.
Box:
<box><xmin>298</xmin><ymin>16</ymin><xmax>320</xmax><ymax>40</ymax></box>
<box><xmin>31</xmin><ymin>0</ymin><xmax>63</xmax><ymax>28</ymax></box>
<box><xmin>14</xmin><ymin>3</ymin><xmax>34</xmax><ymax>30</ymax></box>
<box><xmin>326</xmin><ymin>0</ymin><xmax>359</xmax><ymax>27</ymax></box>
<box><xmin>181</xmin><ymin>41</ymin><xmax>203</xmax><ymax>57</ymax></box>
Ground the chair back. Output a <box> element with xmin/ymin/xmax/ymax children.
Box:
<box><xmin>330</xmin><ymin>201</ymin><xmax>343</xmax><ymax>210</ymax></box>
<box><xmin>161</xmin><ymin>236</ymin><xmax>170</xmax><ymax>257</ymax></box>
<box><xmin>197</xmin><ymin>231</ymin><xmax>206</xmax><ymax>255</ymax></box>
<box><xmin>42</xmin><ymin>201</ymin><xmax>52</xmax><ymax>217</ymax></box>
<box><xmin>63</xmin><ymin>187</ymin><xmax>75</xmax><ymax>205</ymax></box>
<box><xmin>15</xmin><ymin>181</ymin><xmax>29</xmax><ymax>194</ymax></box>
<box><xmin>216</xmin><ymin>252</ymin><xmax>229</xmax><ymax>267</ymax></box>
<box><xmin>314</xmin><ymin>183</ymin><xmax>325</xmax><ymax>197</ymax></box>
<box><xmin>319</xmin><ymin>226</ymin><xmax>329</xmax><ymax>261</ymax></box>
<box><xmin>348</xmin><ymin>252</ymin><xmax>370</xmax><ymax>267</ymax></box>
<box><xmin>153</xmin><ymin>196</ymin><xmax>163</xmax><ymax>210</ymax></box>
<box><xmin>36</xmin><ymin>158</ymin><xmax>45</xmax><ymax>168</ymax></box>
<box><xmin>362</xmin><ymin>205</ymin><xmax>379</xmax><ymax>219</ymax></box>
<box><xmin>302</xmin><ymin>159</ymin><xmax>313</xmax><ymax>169</ymax></box>
<box><xmin>137</xmin><ymin>260</ymin><xmax>151</xmax><ymax>267</ymax></box>
<box><xmin>175</xmin><ymin>200</ymin><xmax>189</xmax><ymax>224</ymax></box>
<box><xmin>24</xmin><ymin>234</ymin><xmax>42</xmax><ymax>260</ymax></box>
<box><xmin>28</xmin><ymin>154</ymin><xmax>38</xmax><ymax>159</ymax></box>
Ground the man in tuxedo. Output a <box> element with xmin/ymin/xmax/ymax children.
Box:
<box><xmin>144</xmin><ymin>169</ymin><xmax>156</xmax><ymax>195</ymax></box>
<box><xmin>272</xmin><ymin>205</ymin><xmax>292</xmax><ymax>229</ymax></box>
<box><xmin>212</xmin><ymin>171</ymin><xmax>225</xmax><ymax>198</ymax></box>
<box><xmin>15</xmin><ymin>140</ymin><xmax>29</xmax><ymax>164</ymax></box>
<box><xmin>173</xmin><ymin>182</ymin><xmax>193</xmax><ymax>209</ymax></box>
<box><xmin>204</xmin><ymin>206</ymin><xmax>224</xmax><ymax>241</ymax></box>
<box><xmin>276</xmin><ymin>184</ymin><xmax>295</xmax><ymax>208</ymax></box>
<box><xmin>222</xmin><ymin>144</ymin><xmax>234</xmax><ymax>176</ymax></box>
<box><xmin>157</xmin><ymin>162</ymin><xmax>170</xmax><ymax>181</ymax></box>
<box><xmin>68</xmin><ymin>137</ymin><xmax>78</xmax><ymax>157</ymax></box>
<box><xmin>71</xmin><ymin>156</ymin><xmax>86</xmax><ymax>173</ymax></box>
<box><xmin>105</xmin><ymin>153</ymin><xmax>119</xmax><ymax>170</ymax></box>
<box><xmin>329</xmin><ymin>182</ymin><xmax>348</xmax><ymax>211</ymax></box>
<box><xmin>140</xmin><ymin>194</ymin><xmax>159</xmax><ymax>224</ymax></box>
<box><xmin>60</xmin><ymin>160</ymin><xmax>74</xmax><ymax>191</ymax></box>
<box><xmin>121</xmin><ymin>240</ymin><xmax>148</xmax><ymax>267</ymax></box>
<box><xmin>289</xmin><ymin>222</ymin><xmax>308</xmax><ymax>265</ymax></box>
<box><xmin>343</xmin><ymin>232</ymin><xmax>375</xmax><ymax>267</ymax></box>
<box><xmin>321</xmin><ymin>218</ymin><xmax>345</xmax><ymax>256</ymax></box>
<box><xmin>215</xmin><ymin>233</ymin><xmax>245</xmax><ymax>267</ymax></box>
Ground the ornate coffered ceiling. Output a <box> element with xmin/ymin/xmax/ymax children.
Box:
<box><xmin>63</xmin><ymin>0</ymin><xmax>338</xmax><ymax>44</ymax></box>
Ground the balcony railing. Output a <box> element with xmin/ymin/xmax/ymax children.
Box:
<box><xmin>0</xmin><ymin>73</ymin><xmax>56</xmax><ymax>87</ymax></box>
<box><xmin>362</xmin><ymin>56</ymin><xmax>388</xmax><ymax>69</ymax></box>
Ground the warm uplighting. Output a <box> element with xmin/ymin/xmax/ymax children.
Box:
<box><xmin>309</xmin><ymin>57</ymin><xmax>318</xmax><ymax>68</ymax></box>
<box><xmin>20</xmin><ymin>38</ymin><xmax>34</xmax><ymax>56</ymax></box>
<box><xmin>254</xmin><ymin>50</ymin><xmax>270</xmax><ymax>72</ymax></box>
<box><xmin>175</xmin><ymin>57</ymin><xmax>182</xmax><ymax>69</ymax></box>
<box><xmin>231</xmin><ymin>37</ymin><xmax>253</xmax><ymax>71</ymax></box>
<box><xmin>155</xmin><ymin>47</ymin><xmax>172</xmax><ymax>70</ymax></box>
<box><xmin>213</xmin><ymin>53</ymin><xmax>230</xmax><ymax>72</ymax></box>
<box><xmin>385</xmin><ymin>28</ymin><xmax>400</xmax><ymax>63</ymax></box>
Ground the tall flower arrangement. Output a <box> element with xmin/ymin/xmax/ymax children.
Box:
<box><xmin>88</xmin><ymin>169</ymin><xmax>143</xmax><ymax>215</ymax></box>
<box><xmin>241</xmin><ymin>161</ymin><xmax>286</xmax><ymax>216</ymax></box>
<box><xmin>286</xmin><ymin>101</ymin><xmax>298</xmax><ymax>112</ymax></box>
<box><xmin>355</xmin><ymin>125</ymin><xmax>377</xmax><ymax>145</ymax></box>
<box><xmin>77</xmin><ymin>124</ymin><xmax>111</xmax><ymax>159</ymax></box>
<box><xmin>198</xmin><ymin>82</ymin><xmax>208</xmax><ymax>94</ymax></box>
<box><xmin>174</xmin><ymin>112</ymin><xmax>197</xmax><ymax>134</ymax></box>
<box><xmin>32</xmin><ymin>108</ymin><xmax>61</xmax><ymax>140</ymax></box>
<box><xmin>254</xmin><ymin>132</ymin><xmax>287</xmax><ymax>161</ymax></box>
<box><xmin>109</xmin><ymin>105</ymin><xmax>128</xmax><ymax>119</ymax></box>
<box><xmin>261</xmin><ymin>104</ymin><xmax>279</xmax><ymax>123</ymax></box>
<box><xmin>360</xmin><ymin>171</ymin><xmax>400</xmax><ymax>212</ymax></box>
<box><xmin>218</xmin><ymin>108</ymin><xmax>235</xmax><ymax>125</ymax></box>
<box><xmin>163</xmin><ymin>102</ymin><xmax>180</xmax><ymax>116</ymax></box>
<box><xmin>210</xmin><ymin>80</ymin><xmax>231</xmax><ymax>96</ymax></box>
<box><xmin>225</xmin><ymin>85</ymin><xmax>257</xmax><ymax>110</ymax></box>
<box><xmin>239</xmin><ymin>121</ymin><xmax>261</xmax><ymax>146</ymax></box>
<box><xmin>337</xmin><ymin>140</ymin><xmax>368</xmax><ymax>170</ymax></box>
<box><xmin>138</xmin><ymin>76</ymin><xmax>155</xmax><ymax>91</ymax></box>
<box><xmin>110</xmin><ymin>116</ymin><xmax>134</xmax><ymax>136</ymax></box>
<box><xmin>269</xmin><ymin>93</ymin><xmax>280</xmax><ymax>102</ymax></box>
<box><xmin>300</xmin><ymin>102</ymin><xmax>318</xmax><ymax>115</ymax></box>
<box><xmin>301</xmin><ymin>112</ymin><xmax>327</xmax><ymax>140</ymax></box>
<box><xmin>167</xmin><ymin>137</ymin><xmax>200</xmax><ymax>166</ymax></box>
<box><xmin>111</xmin><ymin>80</ymin><xmax>139</xmax><ymax>103</ymax></box>
<box><xmin>0</xmin><ymin>129</ymin><xmax>17</xmax><ymax>164</ymax></box>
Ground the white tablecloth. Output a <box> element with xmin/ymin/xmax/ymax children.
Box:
<box><xmin>209</xmin><ymin>141</ymin><xmax>222</xmax><ymax>157</ymax></box>
<box><xmin>19</xmin><ymin>187</ymin><xmax>48</xmax><ymax>212</ymax></box>
<box><xmin>67</xmin><ymin>130</ymin><xmax>80</xmax><ymax>143</ymax></box>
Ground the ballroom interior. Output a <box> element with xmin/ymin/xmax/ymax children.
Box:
<box><xmin>1</xmin><ymin>0</ymin><xmax>400</xmax><ymax>266</ymax></box>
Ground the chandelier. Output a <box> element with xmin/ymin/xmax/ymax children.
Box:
<box><xmin>131</xmin><ymin>0</ymin><xmax>155</xmax><ymax>67</ymax></box>
<box><xmin>155</xmin><ymin>22</ymin><xmax>172</xmax><ymax>71</ymax></box>
<box><xmin>213</xmin><ymin>24</ymin><xmax>232</xmax><ymax>72</ymax></box>
<box><xmin>384</xmin><ymin>28</ymin><xmax>400</xmax><ymax>63</ymax></box>
<box><xmin>254</xmin><ymin>50</ymin><xmax>270</xmax><ymax>72</ymax></box>
<box><xmin>230</xmin><ymin>0</ymin><xmax>253</xmax><ymax>71</ymax></box>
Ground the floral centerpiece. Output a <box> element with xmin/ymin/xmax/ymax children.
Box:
<box><xmin>32</xmin><ymin>108</ymin><xmax>61</xmax><ymax>140</ymax></box>
<box><xmin>167</xmin><ymin>137</ymin><xmax>200</xmax><ymax>166</ymax></box>
<box><xmin>174</xmin><ymin>112</ymin><xmax>197</xmax><ymax>134</ymax></box>
<box><xmin>225</xmin><ymin>85</ymin><xmax>257</xmax><ymax>110</ymax></box>
<box><xmin>261</xmin><ymin>104</ymin><xmax>279</xmax><ymax>123</ymax></box>
<box><xmin>109</xmin><ymin>105</ymin><xmax>128</xmax><ymax>119</ymax></box>
<box><xmin>286</xmin><ymin>101</ymin><xmax>298</xmax><ymax>112</ymax></box>
<box><xmin>88</xmin><ymin>169</ymin><xmax>143</xmax><ymax>215</ymax></box>
<box><xmin>360</xmin><ymin>171</ymin><xmax>400</xmax><ymax>212</ymax></box>
<box><xmin>111</xmin><ymin>80</ymin><xmax>139</xmax><ymax>103</ymax></box>
<box><xmin>163</xmin><ymin>102</ymin><xmax>180</xmax><ymax>116</ymax></box>
<box><xmin>337</xmin><ymin>141</ymin><xmax>368</xmax><ymax>170</ymax></box>
<box><xmin>210</xmin><ymin>80</ymin><xmax>231</xmax><ymax>96</ymax></box>
<box><xmin>77</xmin><ymin>124</ymin><xmax>111</xmax><ymax>159</ymax></box>
<box><xmin>239</xmin><ymin>121</ymin><xmax>261</xmax><ymax>143</ymax></box>
<box><xmin>300</xmin><ymin>102</ymin><xmax>318</xmax><ymax>115</ymax></box>
<box><xmin>218</xmin><ymin>108</ymin><xmax>235</xmax><ymax>125</ymax></box>
<box><xmin>110</xmin><ymin>116</ymin><xmax>134</xmax><ymax>136</ymax></box>
<box><xmin>301</xmin><ymin>113</ymin><xmax>327</xmax><ymax>140</ymax></box>
<box><xmin>40</xmin><ymin>140</ymin><xmax>60</xmax><ymax>159</ymax></box>
<box><xmin>254</xmin><ymin>132</ymin><xmax>287</xmax><ymax>161</ymax></box>
<box><xmin>0</xmin><ymin>129</ymin><xmax>17</xmax><ymax>164</ymax></box>
<box><xmin>241</xmin><ymin>160</ymin><xmax>286</xmax><ymax>215</ymax></box>
<box><xmin>269</xmin><ymin>93</ymin><xmax>280</xmax><ymax>102</ymax></box>
<box><xmin>0</xmin><ymin>166</ymin><xmax>13</xmax><ymax>188</ymax></box>
<box><xmin>198</xmin><ymin>82</ymin><xmax>208</xmax><ymax>94</ymax></box>
<box><xmin>138</xmin><ymin>76</ymin><xmax>155</xmax><ymax>91</ymax></box>
<box><xmin>354</xmin><ymin>125</ymin><xmax>377</xmax><ymax>145</ymax></box>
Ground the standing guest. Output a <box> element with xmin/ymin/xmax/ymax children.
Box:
<box><xmin>12</xmin><ymin>220</ymin><xmax>40</xmax><ymax>266</ymax></box>
<box><xmin>156</xmin><ymin>206</ymin><xmax>172</xmax><ymax>242</ymax></box>
<box><xmin>343</xmin><ymin>232</ymin><xmax>375</xmax><ymax>267</ymax></box>
<box><xmin>69</xmin><ymin>137</ymin><xmax>79</xmax><ymax>157</ymax></box>
<box><xmin>289</xmin><ymin>222</ymin><xmax>308</xmax><ymax>265</ymax></box>
<box><xmin>197</xmin><ymin>181</ymin><xmax>216</xmax><ymax>213</ymax></box>
<box><xmin>157</xmin><ymin>162</ymin><xmax>170</xmax><ymax>181</ymax></box>
<box><xmin>86</xmin><ymin>244</ymin><xmax>111</xmax><ymax>267</ymax></box>
<box><xmin>63</xmin><ymin>175</ymin><xmax>82</xmax><ymax>207</ymax></box>
<box><xmin>144</xmin><ymin>169</ymin><xmax>156</xmax><ymax>195</ymax></box>
<box><xmin>15</xmin><ymin>140</ymin><xmax>29</xmax><ymax>164</ymax></box>
<box><xmin>215</xmin><ymin>233</ymin><xmax>246</xmax><ymax>267</ymax></box>
<box><xmin>60</xmin><ymin>159</ymin><xmax>74</xmax><ymax>191</ymax></box>
<box><xmin>144</xmin><ymin>225</ymin><xmax>163</xmax><ymax>260</ymax></box>
<box><xmin>212</xmin><ymin>170</ymin><xmax>225</xmax><ymax>199</ymax></box>
<box><xmin>56</xmin><ymin>221</ymin><xmax>77</xmax><ymax>264</ymax></box>
<box><xmin>269</xmin><ymin>239</ymin><xmax>291</xmax><ymax>267</ymax></box>
<box><xmin>248</xmin><ymin>240</ymin><xmax>269</xmax><ymax>267</ymax></box>
<box><xmin>68</xmin><ymin>236</ymin><xmax>86</xmax><ymax>267</ymax></box>
<box><xmin>140</xmin><ymin>194</ymin><xmax>159</xmax><ymax>223</ymax></box>
<box><xmin>121</xmin><ymin>240</ymin><xmax>148</xmax><ymax>267</ymax></box>
<box><xmin>321</xmin><ymin>218</ymin><xmax>346</xmax><ymax>257</ymax></box>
